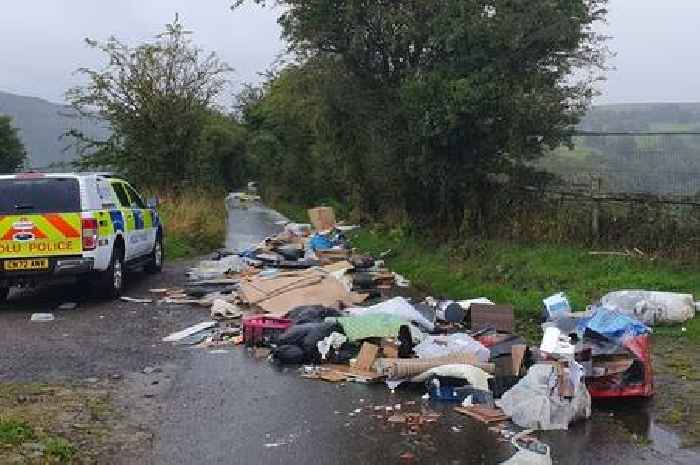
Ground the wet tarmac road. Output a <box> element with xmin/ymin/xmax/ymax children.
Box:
<box><xmin>149</xmin><ymin>201</ymin><xmax>700</xmax><ymax>465</ymax></box>
<box><xmin>2</xmin><ymin>199</ymin><xmax>699</xmax><ymax>464</ymax></box>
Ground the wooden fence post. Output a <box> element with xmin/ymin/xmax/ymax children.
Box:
<box><xmin>591</xmin><ymin>176</ymin><xmax>601</xmax><ymax>242</ymax></box>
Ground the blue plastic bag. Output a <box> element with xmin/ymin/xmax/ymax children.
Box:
<box><xmin>578</xmin><ymin>306</ymin><xmax>651</xmax><ymax>343</ymax></box>
<box><xmin>309</xmin><ymin>233</ymin><xmax>334</xmax><ymax>251</ymax></box>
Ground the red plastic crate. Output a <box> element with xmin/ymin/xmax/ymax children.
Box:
<box><xmin>586</xmin><ymin>334</ymin><xmax>654</xmax><ymax>398</ymax></box>
<box><xmin>242</xmin><ymin>315</ymin><xmax>293</xmax><ymax>347</ymax></box>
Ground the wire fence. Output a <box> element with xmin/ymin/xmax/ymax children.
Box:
<box><xmin>543</xmin><ymin>132</ymin><xmax>700</xmax><ymax>202</ymax></box>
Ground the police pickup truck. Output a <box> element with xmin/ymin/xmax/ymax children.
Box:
<box><xmin>0</xmin><ymin>173</ymin><xmax>164</xmax><ymax>300</ymax></box>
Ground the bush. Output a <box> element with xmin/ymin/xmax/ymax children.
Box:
<box><xmin>157</xmin><ymin>190</ymin><xmax>227</xmax><ymax>259</ymax></box>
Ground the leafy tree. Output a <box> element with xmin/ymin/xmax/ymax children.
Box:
<box><xmin>237</xmin><ymin>0</ymin><xmax>609</xmax><ymax>229</ymax></box>
<box><xmin>0</xmin><ymin>115</ymin><xmax>27</xmax><ymax>173</ymax></box>
<box><xmin>192</xmin><ymin>111</ymin><xmax>251</xmax><ymax>189</ymax></box>
<box><xmin>66</xmin><ymin>16</ymin><xmax>233</xmax><ymax>187</ymax></box>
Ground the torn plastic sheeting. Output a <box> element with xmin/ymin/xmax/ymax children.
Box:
<box><xmin>457</xmin><ymin>298</ymin><xmax>494</xmax><ymax>311</ymax></box>
<box><xmin>499</xmin><ymin>364</ymin><xmax>591</xmax><ymax>431</ymax></box>
<box><xmin>499</xmin><ymin>430</ymin><xmax>552</xmax><ymax>465</ymax></box>
<box><xmin>577</xmin><ymin>307</ymin><xmax>651</xmax><ymax>344</ymax></box>
<box><xmin>188</xmin><ymin>255</ymin><xmax>243</xmax><ymax>280</ymax></box>
<box><xmin>330</xmin><ymin>314</ymin><xmax>425</xmax><ymax>343</ymax></box>
<box><xmin>600</xmin><ymin>290</ymin><xmax>695</xmax><ymax>325</ymax></box>
<box><xmin>318</xmin><ymin>332</ymin><xmax>347</xmax><ymax>360</ymax></box>
<box><xmin>349</xmin><ymin>297</ymin><xmax>435</xmax><ymax>332</ymax></box>
<box><xmin>163</xmin><ymin>322</ymin><xmax>217</xmax><ymax>342</ymax></box>
<box><xmin>411</xmin><ymin>364</ymin><xmax>493</xmax><ymax>391</ymax></box>
<box><xmin>211</xmin><ymin>299</ymin><xmax>243</xmax><ymax>319</ymax></box>
<box><xmin>414</xmin><ymin>333</ymin><xmax>490</xmax><ymax>362</ymax></box>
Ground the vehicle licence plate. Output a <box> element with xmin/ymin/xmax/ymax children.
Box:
<box><xmin>3</xmin><ymin>259</ymin><xmax>50</xmax><ymax>271</ymax></box>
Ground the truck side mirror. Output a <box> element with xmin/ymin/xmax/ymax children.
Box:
<box><xmin>147</xmin><ymin>197</ymin><xmax>159</xmax><ymax>208</ymax></box>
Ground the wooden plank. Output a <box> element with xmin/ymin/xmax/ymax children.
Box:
<box><xmin>454</xmin><ymin>406</ymin><xmax>509</xmax><ymax>424</ymax></box>
<box><xmin>355</xmin><ymin>342</ymin><xmax>379</xmax><ymax>372</ymax></box>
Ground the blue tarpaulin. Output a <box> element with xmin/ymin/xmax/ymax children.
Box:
<box><xmin>577</xmin><ymin>306</ymin><xmax>651</xmax><ymax>342</ymax></box>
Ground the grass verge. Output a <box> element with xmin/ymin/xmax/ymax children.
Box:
<box><xmin>0</xmin><ymin>383</ymin><xmax>113</xmax><ymax>464</ymax></box>
<box><xmin>351</xmin><ymin>227</ymin><xmax>700</xmax><ymax>341</ymax></box>
<box><xmin>157</xmin><ymin>190</ymin><xmax>227</xmax><ymax>260</ymax></box>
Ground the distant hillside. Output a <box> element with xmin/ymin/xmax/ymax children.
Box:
<box><xmin>0</xmin><ymin>90</ymin><xmax>109</xmax><ymax>169</ymax></box>
<box><xmin>580</xmin><ymin>102</ymin><xmax>700</xmax><ymax>132</ymax></box>
<box><xmin>543</xmin><ymin>102</ymin><xmax>700</xmax><ymax>197</ymax></box>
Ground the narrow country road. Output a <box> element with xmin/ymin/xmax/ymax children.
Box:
<box><xmin>145</xmin><ymin>199</ymin><xmax>700</xmax><ymax>465</ymax></box>
<box><xmin>1</xmin><ymin>198</ymin><xmax>699</xmax><ymax>464</ymax></box>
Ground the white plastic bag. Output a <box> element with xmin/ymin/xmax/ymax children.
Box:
<box><xmin>317</xmin><ymin>332</ymin><xmax>347</xmax><ymax>360</ymax></box>
<box><xmin>499</xmin><ymin>364</ymin><xmax>591</xmax><ymax>431</ymax></box>
<box><xmin>600</xmin><ymin>290</ymin><xmax>695</xmax><ymax>325</ymax></box>
<box><xmin>500</xmin><ymin>430</ymin><xmax>552</xmax><ymax>465</ymax></box>
<box><xmin>410</xmin><ymin>364</ymin><xmax>492</xmax><ymax>391</ymax></box>
<box><xmin>350</xmin><ymin>297</ymin><xmax>435</xmax><ymax>332</ymax></box>
<box><xmin>413</xmin><ymin>333</ymin><xmax>490</xmax><ymax>362</ymax></box>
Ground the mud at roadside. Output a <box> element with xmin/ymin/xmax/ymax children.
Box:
<box><xmin>653</xmin><ymin>335</ymin><xmax>700</xmax><ymax>447</ymax></box>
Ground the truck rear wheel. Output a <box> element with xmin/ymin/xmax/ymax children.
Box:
<box><xmin>98</xmin><ymin>245</ymin><xmax>125</xmax><ymax>299</ymax></box>
<box><xmin>145</xmin><ymin>233</ymin><xmax>163</xmax><ymax>274</ymax></box>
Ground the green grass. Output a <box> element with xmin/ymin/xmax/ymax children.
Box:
<box><xmin>270</xmin><ymin>199</ymin><xmax>309</xmax><ymax>223</ymax></box>
<box><xmin>351</xmin><ymin>228</ymin><xmax>700</xmax><ymax>341</ymax></box>
<box><xmin>1</xmin><ymin>384</ymin><xmax>109</xmax><ymax>464</ymax></box>
<box><xmin>157</xmin><ymin>190</ymin><xmax>227</xmax><ymax>260</ymax></box>
<box><xmin>0</xmin><ymin>418</ymin><xmax>34</xmax><ymax>445</ymax></box>
<box><xmin>45</xmin><ymin>437</ymin><xmax>76</xmax><ymax>462</ymax></box>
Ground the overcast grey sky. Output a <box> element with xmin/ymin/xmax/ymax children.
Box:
<box><xmin>0</xmin><ymin>0</ymin><xmax>698</xmax><ymax>106</ymax></box>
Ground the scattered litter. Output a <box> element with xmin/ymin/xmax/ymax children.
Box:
<box><xmin>542</xmin><ymin>292</ymin><xmax>571</xmax><ymax>320</ymax></box>
<box><xmin>155</xmin><ymin>202</ymin><xmax>666</xmax><ymax>457</ymax></box>
<box><xmin>57</xmin><ymin>302</ymin><xmax>77</xmax><ymax>310</ymax></box>
<box><xmin>393</xmin><ymin>273</ymin><xmax>410</xmax><ymax>288</ymax></box>
<box><xmin>211</xmin><ymin>299</ymin><xmax>243</xmax><ymax>320</ymax></box>
<box><xmin>499</xmin><ymin>430</ymin><xmax>552</xmax><ymax>465</ymax></box>
<box><xmin>163</xmin><ymin>322</ymin><xmax>217</xmax><ymax>342</ymax></box>
<box><xmin>120</xmin><ymin>296</ymin><xmax>153</xmax><ymax>304</ymax></box>
<box><xmin>31</xmin><ymin>313</ymin><xmax>55</xmax><ymax>322</ymax></box>
<box><xmin>454</xmin><ymin>405</ymin><xmax>509</xmax><ymax>424</ymax></box>
<box><xmin>264</xmin><ymin>442</ymin><xmax>286</xmax><ymax>448</ymax></box>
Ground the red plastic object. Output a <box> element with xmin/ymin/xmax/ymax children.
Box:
<box><xmin>586</xmin><ymin>334</ymin><xmax>654</xmax><ymax>399</ymax></box>
<box><xmin>242</xmin><ymin>315</ymin><xmax>292</xmax><ymax>347</ymax></box>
